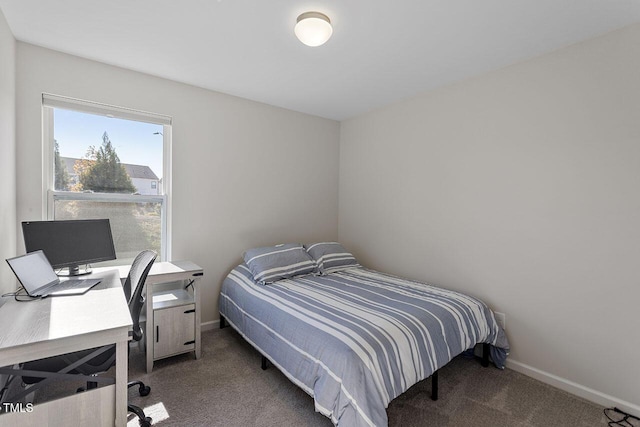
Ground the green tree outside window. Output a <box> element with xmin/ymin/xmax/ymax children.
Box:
<box><xmin>54</xmin><ymin>140</ymin><xmax>70</xmax><ymax>191</ymax></box>
<box><xmin>78</xmin><ymin>132</ymin><xmax>136</xmax><ymax>194</ymax></box>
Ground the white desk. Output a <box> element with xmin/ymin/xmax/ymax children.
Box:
<box><xmin>0</xmin><ymin>270</ymin><xmax>131</xmax><ymax>427</ymax></box>
<box><xmin>94</xmin><ymin>261</ymin><xmax>203</xmax><ymax>373</ymax></box>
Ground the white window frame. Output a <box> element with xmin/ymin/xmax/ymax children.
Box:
<box><xmin>42</xmin><ymin>93</ymin><xmax>173</xmax><ymax>262</ymax></box>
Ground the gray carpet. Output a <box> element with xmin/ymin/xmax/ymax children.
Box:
<box><xmin>125</xmin><ymin>328</ymin><xmax>611</xmax><ymax>426</ymax></box>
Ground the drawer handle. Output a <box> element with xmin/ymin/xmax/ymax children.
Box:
<box><xmin>184</xmin><ymin>340</ymin><xmax>195</xmax><ymax>346</ymax></box>
<box><xmin>184</xmin><ymin>309</ymin><xmax>196</xmax><ymax>314</ymax></box>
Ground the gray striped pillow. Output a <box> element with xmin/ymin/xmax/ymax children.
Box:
<box><xmin>305</xmin><ymin>242</ymin><xmax>359</xmax><ymax>275</ymax></box>
<box><xmin>243</xmin><ymin>243</ymin><xmax>317</xmax><ymax>284</ymax></box>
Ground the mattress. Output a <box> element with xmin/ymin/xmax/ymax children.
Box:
<box><xmin>219</xmin><ymin>264</ymin><xmax>508</xmax><ymax>426</ymax></box>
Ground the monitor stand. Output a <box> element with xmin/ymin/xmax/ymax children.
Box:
<box><xmin>57</xmin><ymin>264</ymin><xmax>92</xmax><ymax>277</ymax></box>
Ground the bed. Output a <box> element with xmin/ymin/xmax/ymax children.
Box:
<box><xmin>218</xmin><ymin>242</ymin><xmax>509</xmax><ymax>427</ymax></box>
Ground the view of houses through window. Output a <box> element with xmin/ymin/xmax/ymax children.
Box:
<box><xmin>45</xmin><ymin>100</ymin><xmax>170</xmax><ymax>265</ymax></box>
<box><xmin>55</xmin><ymin>132</ymin><xmax>160</xmax><ymax>195</ymax></box>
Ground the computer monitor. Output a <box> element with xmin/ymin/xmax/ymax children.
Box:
<box><xmin>22</xmin><ymin>219</ymin><xmax>117</xmax><ymax>276</ymax></box>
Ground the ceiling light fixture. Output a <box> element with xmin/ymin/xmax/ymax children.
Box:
<box><xmin>294</xmin><ymin>12</ymin><xmax>332</xmax><ymax>47</ymax></box>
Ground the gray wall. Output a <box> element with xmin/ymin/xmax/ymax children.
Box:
<box><xmin>339</xmin><ymin>24</ymin><xmax>640</xmax><ymax>410</ymax></box>
<box><xmin>15</xmin><ymin>43</ymin><xmax>340</xmax><ymax>326</ymax></box>
<box><xmin>0</xmin><ymin>8</ymin><xmax>16</xmax><ymax>296</ymax></box>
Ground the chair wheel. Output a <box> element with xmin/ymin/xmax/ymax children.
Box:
<box><xmin>139</xmin><ymin>384</ymin><xmax>151</xmax><ymax>396</ymax></box>
<box><xmin>139</xmin><ymin>417</ymin><xmax>152</xmax><ymax>427</ymax></box>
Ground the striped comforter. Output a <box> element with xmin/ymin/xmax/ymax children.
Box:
<box><xmin>219</xmin><ymin>265</ymin><xmax>506</xmax><ymax>427</ymax></box>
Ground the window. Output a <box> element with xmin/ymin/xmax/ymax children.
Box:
<box><xmin>43</xmin><ymin>94</ymin><xmax>172</xmax><ymax>265</ymax></box>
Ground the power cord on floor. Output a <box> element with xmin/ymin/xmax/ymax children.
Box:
<box><xmin>604</xmin><ymin>407</ymin><xmax>640</xmax><ymax>427</ymax></box>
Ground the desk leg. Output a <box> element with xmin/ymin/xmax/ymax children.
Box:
<box><xmin>115</xmin><ymin>340</ymin><xmax>128</xmax><ymax>426</ymax></box>
<box><xmin>146</xmin><ymin>282</ymin><xmax>154</xmax><ymax>373</ymax></box>
<box><xmin>195</xmin><ymin>277</ymin><xmax>201</xmax><ymax>359</ymax></box>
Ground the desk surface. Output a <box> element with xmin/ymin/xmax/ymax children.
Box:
<box><xmin>93</xmin><ymin>260</ymin><xmax>202</xmax><ymax>282</ymax></box>
<box><xmin>0</xmin><ymin>269</ymin><xmax>132</xmax><ymax>426</ymax></box>
<box><xmin>0</xmin><ymin>269</ymin><xmax>132</xmax><ymax>367</ymax></box>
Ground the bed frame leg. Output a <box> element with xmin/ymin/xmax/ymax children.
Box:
<box><xmin>261</xmin><ymin>356</ymin><xmax>269</xmax><ymax>370</ymax></box>
<box><xmin>220</xmin><ymin>315</ymin><xmax>228</xmax><ymax>329</ymax></box>
<box><xmin>481</xmin><ymin>343</ymin><xmax>490</xmax><ymax>367</ymax></box>
<box><xmin>431</xmin><ymin>370</ymin><xmax>438</xmax><ymax>401</ymax></box>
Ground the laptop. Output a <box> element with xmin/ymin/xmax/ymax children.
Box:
<box><xmin>6</xmin><ymin>250</ymin><xmax>102</xmax><ymax>297</ymax></box>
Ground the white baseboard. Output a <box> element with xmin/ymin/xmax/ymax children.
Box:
<box><xmin>201</xmin><ymin>319</ymin><xmax>219</xmax><ymax>332</ymax></box>
<box><xmin>507</xmin><ymin>359</ymin><xmax>640</xmax><ymax>417</ymax></box>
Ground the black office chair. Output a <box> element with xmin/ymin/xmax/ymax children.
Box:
<box><xmin>17</xmin><ymin>250</ymin><xmax>158</xmax><ymax>427</ymax></box>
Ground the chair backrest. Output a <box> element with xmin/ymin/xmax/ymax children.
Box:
<box><xmin>124</xmin><ymin>250</ymin><xmax>157</xmax><ymax>342</ymax></box>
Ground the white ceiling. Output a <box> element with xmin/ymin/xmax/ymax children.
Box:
<box><xmin>1</xmin><ymin>0</ymin><xmax>640</xmax><ymax>121</ymax></box>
